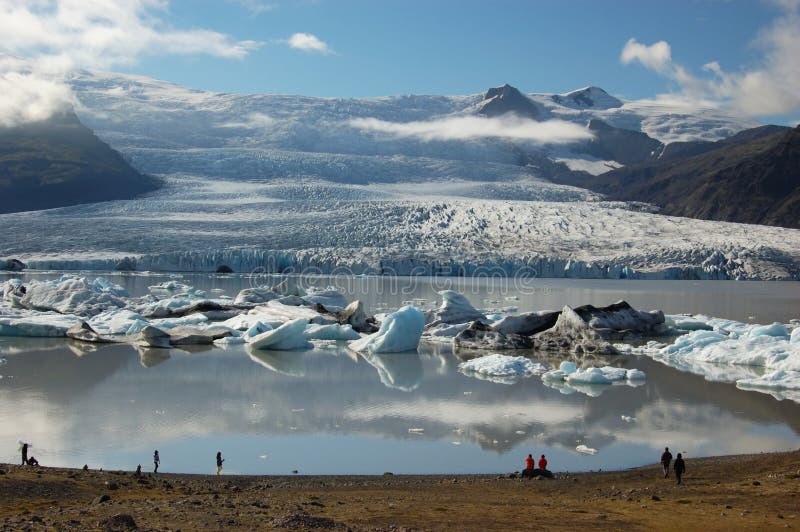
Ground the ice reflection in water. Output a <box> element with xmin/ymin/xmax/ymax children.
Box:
<box><xmin>0</xmin><ymin>336</ymin><xmax>798</xmax><ymax>475</ymax></box>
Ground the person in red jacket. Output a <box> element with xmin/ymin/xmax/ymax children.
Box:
<box><xmin>525</xmin><ymin>454</ymin><xmax>534</xmax><ymax>470</ymax></box>
<box><xmin>538</xmin><ymin>454</ymin><xmax>548</xmax><ymax>470</ymax></box>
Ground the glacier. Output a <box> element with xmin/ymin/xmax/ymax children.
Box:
<box><xmin>0</xmin><ymin>71</ymin><xmax>795</xmax><ymax>280</ymax></box>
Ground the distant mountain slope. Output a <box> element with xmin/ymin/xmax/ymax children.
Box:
<box><xmin>586</xmin><ymin>125</ymin><xmax>799</xmax><ymax>228</ymax></box>
<box><xmin>0</xmin><ymin>111</ymin><xmax>160</xmax><ymax>213</ymax></box>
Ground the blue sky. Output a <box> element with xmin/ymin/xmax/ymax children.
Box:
<box><xmin>134</xmin><ymin>0</ymin><xmax>774</xmax><ymax>99</ymax></box>
<box><xmin>0</xmin><ymin>0</ymin><xmax>798</xmax><ymax>125</ymax></box>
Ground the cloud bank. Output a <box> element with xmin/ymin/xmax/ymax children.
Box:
<box><xmin>621</xmin><ymin>2</ymin><xmax>800</xmax><ymax>117</ymax></box>
<box><xmin>286</xmin><ymin>33</ymin><xmax>332</xmax><ymax>54</ymax></box>
<box><xmin>349</xmin><ymin>115</ymin><xmax>593</xmax><ymax>144</ymax></box>
<box><xmin>0</xmin><ymin>0</ymin><xmax>261</xmax><ymax>127</ymax></box>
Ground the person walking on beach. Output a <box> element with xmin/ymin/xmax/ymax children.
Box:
<box><xmin>216</xmin><ymin>451</ymin><xmax>224</xmax><ymax>475</ymax></box>
<box><xmin>525</xmin><ymin>454</ymin><xmax>534</xmax><ymax>471</ymax></box>
<box><xmin>538</xmin><ymin>454</ymin><xmax>548</xmax><ymax>470</ymax></box>
<box><xmin>153</xmin><ymin>450</ymin><xmax>160</xmax><ymax>474</ymax></box>
<box><xmin>660</xmin><ymin>447</ymin><xmax>673</xmax><ymax>478</ymax></box>
<box><xmin>674</xmin><ymin>453</ymin><xmax>686</xmax><ymax>484</ymax></box>
<box><xmin>21</xmin><ymin>442</ymin><xmax>29</xmax><ymax>466</ymax></box>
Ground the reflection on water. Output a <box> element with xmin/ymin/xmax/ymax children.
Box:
<box><xmin>1</xmin><ymin>337</ymin><xmax>798</xmax><ymax>475</ymax></box>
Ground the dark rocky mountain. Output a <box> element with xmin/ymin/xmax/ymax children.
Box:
<box><xmin>580</xmin><ymin>119</ymin><xmax>663</xmax><ymax>165</ymax></box>
<box><xmin>477</xmin><ymin>84</ymin><xmax>541</xmax><ymax>120</ymax></box>
<box><xmin>582</xmin><ymin>125</ymin><xmax>799</xmax><ymax>228</ymax></box>
<box><xmin>0</xmin><ymin>111</ymin><xmax>160</xmax><ymax>213</ymax></box>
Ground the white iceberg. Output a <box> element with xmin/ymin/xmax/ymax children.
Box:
<box><xmin>304</xmin><ymin>323</ymin><xmax>360</xmax><ymax>341</ymax></box>
<box><xmin>736</xmin><ymin>370</ymin><xmax>800</xmax><ymax>402</ymax></box>
<box><xmin>350</xmin><ymin>305</ymin><xmax>424</xmax><ymax>354</ymax></box>
<box><xmin>88</xmin><ymin>309</ymin><xmax>148</xmax><ymax>336</ymax></box>
<box><xmin>17</xmin><ymin>275</ymin><xmax>126</xmax><ymax>317</ymax></box>
<box><xmin>0</xmin><ymin>312</ymin><xmax>79</xmax><ymax>337</ymax></box>
<box><xmin>248</xmin><ymin>318</ymin><xmax>313</xmax><ymax>351</ymax></box>
<box><xmin>458</xmin><ymin>353</ymin><xmax>547</xmax><ymax>384</ymax></box>
<box><xmin>428</xmin><ymin>291</ymin><xmax>486</xmax><ymax>325</ymax></box>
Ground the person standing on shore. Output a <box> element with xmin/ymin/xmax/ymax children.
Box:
<box><xmin>674</xmin><ymin>453</ymin><xmax>686</xmax><ymax>484</ymax></box>
<box><xmin>660</xmin><ymin>447</ymin><xmax>673</xmax><ymax>478</ymax></box>
<box><xmin>21</xmin><ymin>442</ymin><xmax>29</xmax><ymax>466</ymax></box>
<box><xmin>216</xmin><ymin>451</ymin><xmax>224</xmax><ymax>475</ymax></box>
<box><xmin>538</xmin><ymin>454</ymin><xmax>548</xmax><ymax>470</ymax></box>
<box><xmin>525</xmin><ymin>454</ymin><xmax>534</xmax><ymax>471</ymax></box>
<box><xmin>153</xmin><ymin>450</ymin><xmax>160</xmax><ymax>474</ymax></box>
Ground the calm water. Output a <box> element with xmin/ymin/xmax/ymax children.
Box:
<box><xmin>1</xmin><ymin>273</ymin><xmax>799</xmax><ymax>474</ymax></box>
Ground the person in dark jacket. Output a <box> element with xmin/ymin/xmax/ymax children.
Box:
<box><xmin>660</xmin><ymin>447</ymin><xmax>673</xmax><ymax>478</ymax></box>
<box><xmin>153</xmin><ymin>450</ymin><xmax>160</xmax><ymax>473</ymax></box>
<box><xmin>216</xmin><ymin>451</ymin><xmax>225</xmax><ymax>475</ymax></box>
<box><xmin>674</xmin><ymin>453</ymin><xmax>686</xmax><ymax>484</ymax></box>
<box><xmin>21</xmin><ymin>442</ymin><xmax>29</xmax><ymax>466</ymax></box>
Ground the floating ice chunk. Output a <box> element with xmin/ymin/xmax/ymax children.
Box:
<box><xmin>736</xmin><ymin>370</ymin><xmax>800</xmax><ymax>402</ymax></box>
<box><xmin>737</xmin><ymin>370</ymin><xmax>800</xmax><ymax>391</ymax></box>
<box><xmin>0</xmin><ymin>312</ymin><xmax>78</xmax><ymax>337</ymax></box>
<box><xmin>665</xmin><ymin>315</ymin><xmax>714</xmax><ymax>331</ymax></box>
<box><xmin>214</xmin><ymin>336</ymin><xmax>245</xmax><ymax>346</ymax></box>
<box><xmin>19</xmin><ymin>276</ymin><xmax>126</xmax><ymax>317</ymax></box>
<box><xmin>88</xmin><ymin>309</ymin><xmax>148</xmax><ymax>336</ymax></box>
<box><xmin>248</xmin><ymin>318</ymin><xmax>313</xmax><ymax>351</ymax></box>
<box><xmin>575</xmin><ymin>445</ymin><xmax>597</xmax><ymax>455</ymax></box>
<box><xmin>428</xmin><ymin>291</ymin><xmax>486</xmax><ymax>325</ymax></box>
<box><xmin>304</xmin><ymin>323</ymin><xmax>360</xmax><ymax>341</ymax></box>
<box><xmin>543</xmin><ymin>363</ymin><xmax>645</xmax><ymax>392</ymax></box>
<box><xmin>301</xmin><ymin>287</ymin><xmax>348</xmax><ymax>311</ymax></box>
<box><xmin>620</xmin><ymin>415</ymin><xmax>636</xmax><ymax>423</ymax></box>
<box><xmin>234</xmin><ymin>288</ymin><xmax>278</xmax><ymax>305</ymax></box>
<box><xmin>408</xmin><ymin>428</ymin><xmax>425</xmax><ymax>434</ymax></box>
<box><xmin>748</xmin><ymin>322</ymin><xmax>789</xmax><ymax>339</ymax></box>
<box><xmin>458</xmin><ymin>353</ymin><xmax>547</xmax><ymax>384</ymax></box>
<box><xmin>150</xmin><ymin>312</ymin><xmax>209</xmax><ymax>330</ymax></box>
<box><xmin>90</xmin><ymin>277</ymin><xmax>129</xmax><ymax>297</ymax></box>
<box><xmin>350</xmin><ymin>305</ymin><xmax>424</xmax><ymax>354</ymax></box>
<box><xmin>244</xmin><ymin>321</ymin><xmax>273</xmax><ymax>340</ymax></box>
<box><xmin>424</xmin><ymin>322</ymin><xmax>471</xmax><ymax>341</ymax></box>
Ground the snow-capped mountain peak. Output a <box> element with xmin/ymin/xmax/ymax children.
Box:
<box><xmin>551</xmin><ymin>86</ymin><xmax>623</xmax><ymax>110</ymax></box>
<box><xmin>477</xmin><ymin>83</ymin><xmax>542</xmax><ymax>119</ymax></box>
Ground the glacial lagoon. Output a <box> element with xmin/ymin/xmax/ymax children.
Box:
<box><xmin>1</xmin><ymin>273</ymin><xmax>799</xmax><ymax>475</ymax></box>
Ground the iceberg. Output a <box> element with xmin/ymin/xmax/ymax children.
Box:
<box><xmin>248</xmin><ymin>318</ymin><xmax>313</xmax><ymax>351</ymax></box>
<box><xmin>575</xmin><ymin>445</ymin><xmax>598</xmax><ymax>455</ymax></box>
<box><xmin>458</xmin><ymin>353</ymin><xmax>547</xmax><ymax>384</ymax></box>
<box><xmin>350</xmin><ymin>305</ymin><xmax>424</xmax><ymax>354</ymax></box>
<box><xmin>304</xmin><ymin>323</ymin><xmax>360</xmax><ymax>341</ymax></box>
<box><xmin>17</xmin><ymin>275</ymin><xmax>126</xmax><ymax>317</ymax></box>
<box><xmin>0</xmin><ymin>312</ymin><xmax>78</xmax><ymax>337</ymax></box>
<box><xmin>736</xmin><ymin>370</ymin><xmax>800</xmax><ymax>402</ymax></box>
<box><xmin>427</xmin><ymin>291</ymin><xmax>486</xmax><ymax>326</ymax></box>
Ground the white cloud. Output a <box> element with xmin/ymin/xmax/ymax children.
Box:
<box><xmin>218</xmin><ymin>112</ymin><xmax>275</xmax><ymax>130</ymax></box>
<box><xmin>620</xmin><ymin>38</ymin><xmax>672</xmax><ymax>73</ymax></box>
<box><xmin>286</xmin><ymin>32</ymin><xmax>331</xmax><ymax>54</ymax></box>
<box><xmin>621</xmin><ymin>3</ymin><xmax>800</xmax><ymax>117</ymax></box>
<box><xmin>349</xmin><ymin>114</ymin><xmax>593</xmax><ymax>144</ymax></box>
<box><xmin>0</xmin><ymin>0</ymin><xmax>261</xmax><ymax>127</ymax></box>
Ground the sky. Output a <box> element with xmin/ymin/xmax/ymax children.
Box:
<box><xmin>0</xmin><ymin>0</ymin><xmax>798</xmax><ymax>126</ymax></box>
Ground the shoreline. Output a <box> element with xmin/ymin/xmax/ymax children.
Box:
<box><xmin>2</xmin><ymin>450</ymin><xmax>798</xmax><ymax>530</ymax></box>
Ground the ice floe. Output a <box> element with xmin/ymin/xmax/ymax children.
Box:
<box><xmin>619</xmin><ymin>314</ymin><xmax>800</xmax><ymax>402</ymax></box>
<box><xmin>350</xmin><ymin>305</ymin><xmax>424</xmax><ymax>354</ymax></box>
<box><xmin>458</xmin><ymin>353</ymin><xmax>547</xmax><ymax>384</ymax></box>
